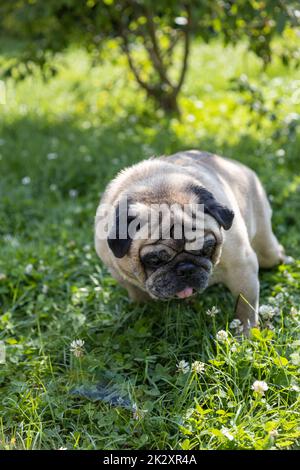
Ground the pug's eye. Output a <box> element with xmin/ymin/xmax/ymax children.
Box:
<box><xmin>188</xmin><ymin>237</ymin><xmax>216</xmax><ymax>258</ymax></box>
<box><xmin>141</xmin><ymin>250</ymin><xmax>170</xmax><ymax>268</ymax></box>
<box><xmin>202</xmin><ymin>238</ymin><xmax>216</xmax><ymax>257</ymax></box>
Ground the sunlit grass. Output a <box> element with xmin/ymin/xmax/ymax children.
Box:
<box><xmin>0</xmin><ymin>37</ymin><xmax>299</xmax><ymax>449</ymax></box>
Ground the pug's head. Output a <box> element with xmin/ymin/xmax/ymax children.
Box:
<box><xmin>105</xmin><ymin>181</ymin><xmax>234</xmax><ymax>300</ymax></box>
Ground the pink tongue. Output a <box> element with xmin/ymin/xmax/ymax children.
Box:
<box><xmin>176</xmin><ymin>287</ymin><xmax>194</xmax><ymax>299</ymax></box>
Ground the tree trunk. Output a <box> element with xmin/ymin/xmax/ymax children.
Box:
<box><xmin>156</xmin><ymin>91</ymin><xmax>180</xmax><ymax>115</ymax></box>
<box><xmin>118</xmin><ymin>4</ymin><xmax>191</xmax><ymax>116</ymax></box>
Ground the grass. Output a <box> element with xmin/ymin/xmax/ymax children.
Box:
<box><xmin>0</xmin><ymin>37</ymin><xmax>300</xmax><ymax>450</ymax></box>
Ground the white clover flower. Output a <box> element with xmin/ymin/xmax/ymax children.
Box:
<box><xmin>25</xmin><ymin>264</ymin><xmax>33</xmax><ymax>275</ymax></box>
<box><xmin>252</xmin><ymin>380</ymin><xmax>268</xmax><ymax>395</ymax></box>
<box><xmin>183</xmin><ymin>408</ymin><xmax>194</xmax><ymax>421</ymax></box>
<box><xmin>47</xmin><ymin>152</ymin><xmax>58</xmax><ymax>160</ymax></box>
<box><xmin>4</xmin><ymin>234</ymin><xmax>19</xmax><ymax>247</ymax></box>
<box><xmin>221</xmin><ymin>427</ymin><xmax>234</xmax><ymax>441</ymax></box>
<box><xmin>22</xmin><ymin>176</ymin><xmax>31</xmax><ymax>185</ymax></box>
<box><xmin>230</xmin><ymin>343</ymin><xmax>238</xmax><ymax>353</ymax></box>
<box><xmin>50</xmin><ymin>184</ymin><xmax>57</xmax><ymax>192</ymax></box>
<box><xmin>0</xmin><ymin>273</ymin><xmax>7</xmax><ymax>281</ymax></box>
<box><xmin>291</xmin><ymin>384</ymin><xmax>300</xmax><ymax>392</ymax></box>
<box><xmin>245</xmin><ymin>347</ymin><xmax>253</xmax><ymax>361</ymax></box>
<box><xmin>269</xmin><ymin>429</ymin><xmax>279</xmax><ymax>438</ymax></box>
<box><xmin>283</xmin><ymin>256</ymin><xmax>294</xmax><ymax>265</ymax></box>
<box><xmin>177</xmin><ymin>359</ymin><xmax>190</xmax><ymax>374</ymax></box>
<box><xmin>284</xmin><ymin>113</ymin><xmax>300</xmax><ymax>124</ymax></box>
<box><xmin>275</xmin><ymin>149</ymin><xmax>285</xmax><ymax>157</ymax></box>
<box><xmin>265</xmin><ymin>321</ymin><xmax>275</xmax><ymax>331</ymax></box>
<box><xmin>206</xmin><ymin>306</ymin><xmax>219</xmax><ymax>317</ymax></box>
<box><xmin>290</xmin><ymin>352</ymin><xmax>300</xmax><ymax>366</ymax></box>
<box><xmin>58</xmin><ymin>447</ymin><xmax>67</xmax><ymax>450</ymax></box>
<box><xmin>191</xmin><ymin>361</ymin><xmax>205</xmax><ymax>374</ymax></box>
<box><xmin>229</xmin><ymin>319</ymin><xmax>243</xmax><ymax>333</ymax></box>
<box><xmin>132</xmin><ymin>403</ymin><xmax>148</xmax><ymax>420</ymax></box>
<box><xmin>70</xmin><ymin>339</ymin><xmax>85</xmax><ymax>358</ymax></box>
<box><xmin>42</xmin><ymin>284</ymin><xmax>49</xmax><ymax>294</ymax></box>
<box><xmin>229</xmin><ymin>319</ymin><xmax>241</xmax><ymax>329</ymax></box>
<box><xmin>39</xmin><ymin>261</ymin><xmax>46</xmax><ymax>272</ymax></box>
<box><xmin>275</xmin><ymin>292</ymin><xmax>285</xmax><ymax>303</ymax></box>
<box><xmin>69</xmin><ymin>189</ymin><xmax>78</xmax><ymax>198</ymax></box>
<box><xmin>290</xmin><ymin>307</ymin><xmax>299</xmax><ymax>317</ymax></box>
<box><xmin>268</xmin><ymin>293</ymin><xmax>286</xmax><ymax>306</ymax></box>
<box><xmin>71</xmin><ymin>287</ymin><xmax>89</xmax><ymax>305</ymax></box>
<box><xmin>283</xmin><ymin>270</ymin><xmax>293</xmax><ymax>282</ymax></box>
<box><xmin>175</xmin><ymin>16</ymin><xmax>188</xmax><ymax>26</ymax></box>
<box><xmin>259</xmin><ymin>305</ymin><xmax>278</xmax><ymax>320</ymax></box>
<box><xmin>216</xmin><ymin>330</ymin><xmax>229</xmax><ymax>343</ymax></box>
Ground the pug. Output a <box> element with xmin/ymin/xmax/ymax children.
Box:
<box><xmin>95</xmin><ymin>150</ymin><xmax>285</xmax><ymax>334</ymax></box>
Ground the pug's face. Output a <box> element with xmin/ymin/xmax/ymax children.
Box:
<box><xmin>105</xmin><ymin>184</ymin><xmax>234</xmax><ymax>301</ymax></box>
<box><xmin>139</xmin><ymin>234</ymin><xmax>216</xmax><ymax>300</ymax></box>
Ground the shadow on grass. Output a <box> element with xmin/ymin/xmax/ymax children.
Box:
<box><xmin>0</xmin><ymin>113</ymin><xmax>299</xmax><ymax>363</ymax></box>
<box><xmin>1</xmin><ymin>112</ymin><xmax>299</xmax><ymax>243</ymax></box>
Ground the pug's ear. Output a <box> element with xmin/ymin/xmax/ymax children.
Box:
<box><xmin>188</xmin><ymin>184</ymin><xmax>234</xmax><ymax>230</ymax></box>
<box><xmin>107</xmin><ymin>200</ymin><xmax>135</xmax><ymax>258</ymax></box>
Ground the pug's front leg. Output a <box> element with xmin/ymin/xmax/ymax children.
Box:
<box><xmin>224</xmin><ymin>251</ymin><xmax>259</xmax><ymax>335</ymax></box>
<box><xmin>234</xmin><ymin>293</ymin><xmax>259</xmax><ymax>336</ymax></box>
<box><xmin>109</xmin><ymin>268</ymin><xmax>151</xmax><ymax>302</ymax></box>
<box><xmin>123</xmin><ymin>281</ymin><xmax>152</xmax><ymax>302</ymax></box>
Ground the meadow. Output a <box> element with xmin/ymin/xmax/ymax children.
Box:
<box><xmin>0</xmin><ymin>37</ymin><xmax>300</xmax><ymax>450</ymax></box>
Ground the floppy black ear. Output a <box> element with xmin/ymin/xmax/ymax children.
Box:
<box><xmin>107</xmin><ymin>201</ymin><xmax>135</xmax><ymax>258</ymax></box>
<box><xmin>189</xmin><ymin>184</ymin><xmax>234</xmax><ymax>230</ymax></box>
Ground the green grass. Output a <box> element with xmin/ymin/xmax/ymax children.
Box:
<box><xmin>0</xmin><ymin>38</ymin><xmax>300</xmax><ymax>450</ymax></box>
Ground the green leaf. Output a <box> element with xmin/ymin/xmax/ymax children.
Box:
<box><xmin>180</xmin><ymin>439</ymin><xmax>191</xmax><ymax>450</ymax></box>
<box><xmin>264</xmin><ymin>421</ymin><xmax>279</xmax><ymax>432</ymax></box>
<box><xmin>273</xmin><ymin>356</ymin><xmax>289</xmax><ymax>367</ymax></box>
<box><xmin>276</xmin><ymin>440</ymin><xmax>294</xmax><ymax>448</ymax></box>
<box><xmin>209</xmin><ymin>359</ymin><xmax>225</xmax><ymax>367</ymax></box>
<box><xmin>209</xmin><ymin>428</ymin><xmax>224</xmax><ymax>439</ymax></box>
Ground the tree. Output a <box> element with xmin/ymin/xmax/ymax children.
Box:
<box><xmin>0</xmin><ymin>0</ymin><xmax>299</xmax><ymax>114</ymax></box>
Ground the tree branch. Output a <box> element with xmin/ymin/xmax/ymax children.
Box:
<box><xmin>143</xmin><ymin>8</ymin><xmax>173</xmax><ymax>87</ymax></box>
<box><xmin>106</xmin><ymin>2</ymin><xmax>159</xmax><ymax>98</ymax></box>
<box><xmin>118</xmin><ymin>23</ymin><xmax>157</xmax><ymax>97</ymax></box>
<box><xmin>162</xmin><ymin>31</ymin><xmax>180</xmax><ymax>65</ymax></box>
<box><xmin>174</xmin><ymin>5</ymin><xmax>192</xmax><ymax>96</ymax></box>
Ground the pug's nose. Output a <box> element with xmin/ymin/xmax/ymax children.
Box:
<box><xmin>176</xmin><ymin>262</ymin><xmax>197</xmax><ymax>277</ymax></box>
